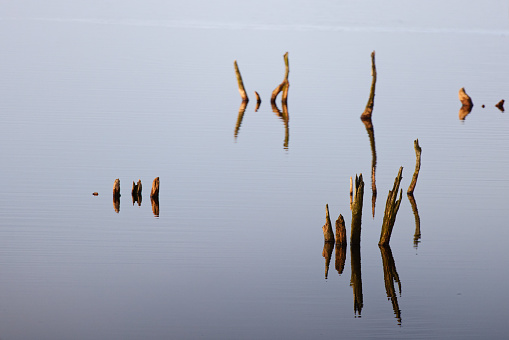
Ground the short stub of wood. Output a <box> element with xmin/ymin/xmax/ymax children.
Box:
<box><xmin>151</xmin><ymin>177</ymin><xmax>160</xmax><ymax>198</ymax></box>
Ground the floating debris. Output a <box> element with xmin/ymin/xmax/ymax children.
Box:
<box><xmin>92</xmin><ymin>192</ymin><xmax>98</xmax><ymax>196</ymax></box>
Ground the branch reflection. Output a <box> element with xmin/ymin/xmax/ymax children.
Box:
<box><xmin>322</xmin><ymin>241</ymin><xmax>334</xmax><ymax>280</ymax></box>
<box><xmin>407</xmin><ymin>193</ymin><xmax>421</xmax><ymax>248</ymax></box>
<box><xmin>271</xmin><ymin>101</ymin><xmax>290</xmax><ymax>150</ymax></box>
<box><xmin>234</xmin><ymin>100</ymin><xmax>248</xmax><ymax>141</ymax></box>
<box><xmin>151</xmin><ymin>196</ymin><xmax>159</xmax><ymax>217</ymax></box>
<box><xmin>350</xmin><ymin>243</ymin><xmax>363</xmax><ymax>317</ymax></box>
<box><xmin>379</xmin><ymin>245</ymin><xmax>402</xmax><ymax>325</ymax></box>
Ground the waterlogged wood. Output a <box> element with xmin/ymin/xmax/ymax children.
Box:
<box><xmin>322</xmin><ymin>241</ymin><xmax>334</xmax><ymax>279</ymax></box>
<box><xmin>151</xmin><ymin>177</ymin><xmax>160</xmax><ymax>198</ymax></box>
<box><xmin>407</xmin><ymin>139</ymin><xmax>422</xmax><ymax>195</ymax></box>
<box><xmin>350</xmin><ymin>174</ymin><xmax>364</xmax><ymax>245</ymax></box>
<box><xmin>408</xmin><ymin>193</ymin><xmax>421</xmax><ymax>248</ymax></box>
<box><xmin>350</xmin><ymin>243</ymin><xmax>363</xmax><ymax>317</ymax></box>
<box><xmin>322</xmin><ymin>204</ymin><xmax>335</xmax><ymax>242</ymax></box>
<box><xmin>335</xmin><ymin>214</ymin><xmax>347</xmax><ymax>245</ymax></box>
<box><xmin>234</xmin><ymin>60</ymin><xmax>249</xmax><ymax>102</ymax></box>
<box><xmin>360</xmin><ymin>51</ymin><xmax>377</xmax><ymax>120</ymax></box>
<box><xmin>379</xmin><ymin>167</ymin><xmax>403</xmax><ymax>246</ymax></box>
<box><xmin>234</xmin><ymin>100</ymin><xmax>248</xmax><ymax>140</ymax></box>
<box><xmin>113</xmin><ymin>178</ymin><xmax>120</xmax><ymax>198</ymax></box>
<box><xmin>379</xmin><ymin>245</ymin><xmax>402</xmax><ymax>325</ymax></box>
<box><xmin>271</xmin><ymin>52</ymin><xmax>290</xmax><ymax>104</ymax></box>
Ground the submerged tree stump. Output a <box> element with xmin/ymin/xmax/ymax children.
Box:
<box><xmin>495</xmin><ymin>99</ymin><xmax>505</xmax><ymax>112</ymax></box>
<box><xmin>360</xmin><ymin>51</ymin><xmax>377</xmax><ymax>120</ymax></box>
<box><xmin>322</xmin><ymin>204</ymin><xmax>335</xmax><ymax>242</ymax></box>
<box><xmin>113</xmin><ymin>178</ymin><xmax>120</xmax><ymax>198</ymax></box>
<box><xmin>151</xmin><ymin>177</ymin><xmax>159</xmax><ymax>198</ymax></box>
<box><xmin>234</xmin><ymin>60</ymin><xmax>249</xmax><ymax>102</ymax></box>
<box><xmin>335</xmin><ymin>214</ymin><xmax>347</xmax><ymax>246</ymax></box>
<box><xmin>254</xmin><ymin>91</ymin><xmax>261</xmax><ymax>112</ymax></box>
<box><xmin>407</xmin><ymin>139</ymin><xmax>422</xmax><ymax>195</ymax></box>
<box><xmin>458</xmin><ymin>88</ymin><xmax>473</xmax><ymax>120</ymax></box>
<box><xmin>271</xmin><ymin>52</ymin><xmax>290</xmax><ymax>104</ymax></box>
<box><xmin>350</xmin><ymin>174</ymin><xmax>365</xmax><ymax>246</ymax></box>
<box><xmin>379</xmin><ymin>167</ymin><xmax>403</xmax><ymax>246</ymax></box>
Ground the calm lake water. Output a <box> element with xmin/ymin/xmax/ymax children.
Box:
<box><xmin>1</xmin><ymin>1</ymin><xmax>509</xmax><ymax>339</ymax></box>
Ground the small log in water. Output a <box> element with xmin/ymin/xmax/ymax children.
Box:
<box><xmin>322</xmin><ymin>204</ymin><xmax>335</xmax><ymax>242</ymax></box>
<box><xmin>407</xmin><ymin>139</ymin><xmax>422</xmax><ymax>195</ymax></box>
<box><xmin>350</xmin><ymin>174</ymin><xmax>365</xmax><ymax>246</ymax></box>
<box><xmin>234</xmin><ymin>60</ymin><xmax>249</xmax><ymax>102</ymax></box>
<box><xmin>271</xmin><ymin>52</ymin><xmax>290</xmax><ymax>104</ymax></box>
<box><xmin>151</xmin><ymin>177</ymin><xmax>160</xmax><ymax>198</ymax></box>
<box><xmin>379</xmin><ymin>167</ymin><xmax>403</xmax><ymax>246</ymax></box>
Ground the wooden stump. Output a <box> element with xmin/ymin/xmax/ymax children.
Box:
<box><xmin>322</xmin><ymin>204</ymin><xmax>335</xmax><ymax>242</ymax></box>
<box><xmin>113</xmin><ymin>178</ymin><xmax>120</xmax><ymax>198</ymax></box>
<box><xmin>350</xmin><ymin>174</ymin><xmax>364</xmax><ymax>246</ymax></box>
<box><xmin>407</xmin><ymin>139</ymin><xmax>422</xmax><ymax>195</ymax></box>
<box><xmin>150</xmin><ymin>177</ymin><xmax>159</xmax><ymax>198</ymax></box>
<box><xmin>234</xmin><ymin>60</ymin><xmax>249</xmax><ymax>102</ymax></box>
<box><xmin>379</xmin><ymin>167</ymin><xmax>403</xmax><ymax>246</ymax></box>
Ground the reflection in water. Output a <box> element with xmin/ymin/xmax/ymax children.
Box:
<box><xmin>113</xmin><ymin>196</ymin><xmax>120</xmax><ymax>213</ymax></box>
<box><xmin>132</xmin><ymin>180</ymin><xmax>142</xmax><ymax>206</ymax></box>
<box><xmin>379</xmin><ymin>245</ymin><xmax>402</xmax><ymax>325</ymax></box>
<box><xmin>407</xmin><ymin>193</ymin><xmax>421</xmax><ymax>248</ymax></box>
<box><xmin>360</xmin><ymin>51</ymin><xmax>377</xmax><ymax>218</ymax></box>
<box><xmin>150</xmin><ymin>196</ymin><xmax>159</xmax><ymax>217</ymax></box>
<box><xmin>234</xmin><ymin>100</ymin><xmax>248</xmax><ymax>141</ymax></box>
<box><xmin>458</xmin><ymin>105</ymin><xmax>473</xmax><ymax>120</ymax></box>
<box><xmin>322</xmin><ymin>241</ymin><xmax>334</xmax><ymax>279</ymax></box>
<box><xmin>271</xmin><ymin>101</ymin><xmax>290</xmax><ymax>150</ymax></box>
<box><xmin>350</xmin><ymin>244</ymin><xmax>363</xmax><ymax>317</ymax></box>
<box><xmin>335</xmin><ymin>244</ymin><xmax>347</xmax><ymax>275</ymax></box>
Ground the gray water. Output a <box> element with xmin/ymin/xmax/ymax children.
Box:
<box><xmin>1</xmin><ymin>1</ymin><xmax>509</xmax><ymax>339</ymax></box>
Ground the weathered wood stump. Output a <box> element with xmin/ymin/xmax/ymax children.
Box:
<box><xmin>150</xmin><ymin>177</ymin><xmax>159</xmax><ymax>198</ymax></box>
<box><xmin>350</xmin><ymin>174</ymin><xmax>364</xmax><ymax>246</ymax></box>
<box><xmin>271</xmin><ymin>52</ymin><xmax>290</xmax><ymax>104</ymax></box>
<box><xmin>132</xmin><ymin>179</ymin><xmax>142</xmax><ymax>206</ymax></box>
<box><xmin>379</xmin><ymin>167</ymin><xmax>403</xmax><ymax>246</ymax></box>
<box><xmin>322</xmin><ymin>204</ymin><xmax>335</xmax><ymax>242</ymax></box>
<box><xmin>113</xmin><ymin>178</ymin><xmax>120</xmax><ymax>198</ymax></box>
<box><xmin>234</xmin><ymin>60</ymin><xmax>249</xmax><ymax>102</ymax></box>
<box><xmin>407</xmin><ymin>139</ymin><xmax>422</xmax><ymax>195</ymax></box>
